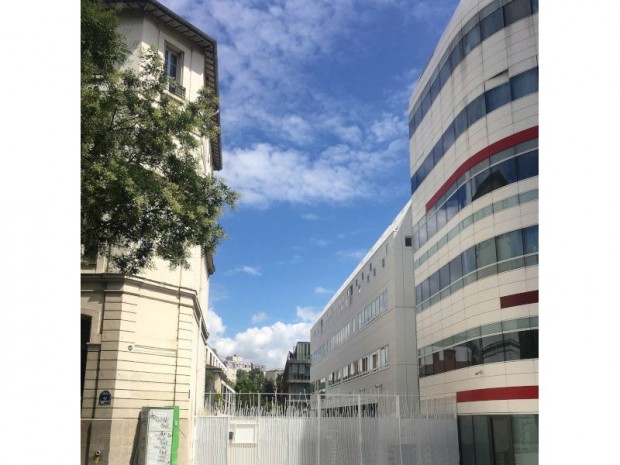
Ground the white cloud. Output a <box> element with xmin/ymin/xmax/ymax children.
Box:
<box><xmin>314</xmin><ymin>286</ymin><xmax>332</xmax><ymax>295</ymax></box>
<box><xmin>295</xmin><ymin>306</ymin><xmax>321</xmax><ymax>323</ymax></box>
<box><xmin>337</xmin><ymin>249</ymin><xmax>367</xmax><ymax>262</ymax></box>
<box><xmin>251</xmin><ymin>312</ymin><xmax>267</xmax><ymax>323</ymax></box>
<box><xmin>207</xmin><ymin>307</ymin><xmax>227</xmax><ymax>338</ymax></box>
<box><xmin>210</xmin><ymin>321</ymin><xmax>312</xmax><ymax>370</ymax></box>
<box><xmin>224</xmin><ymin>265</ymin><xmax>262</xmax><ymax>276</ymax></box>
<box><xmin>301</xmin><ymin>213</ymin><xmax>319</xmax><ymax>221</ymax></box>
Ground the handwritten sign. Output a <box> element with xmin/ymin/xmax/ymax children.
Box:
<box><xmin>145</xmin><ymin>408</ymin><xmax>177</xmax><ymax>465</ymax></box>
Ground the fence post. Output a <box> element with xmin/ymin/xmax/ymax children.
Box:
<box><xmin>358</xmin><ymin>395</ymin><xmax>364</xmax><ymax>465</ymax></box>
<box><xmin>316</xmin><ymin>394</ymin><xmax>321</xmax><ymax>465</ymax></box>
<box><xmin>397</xmin><ymin>395</ymin><xmax>403</xmax><ymax>465</ymax></box>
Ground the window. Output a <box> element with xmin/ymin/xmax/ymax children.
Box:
<box><xmin>475</xmin><ymin>238</ymin><xmax>497</xmax><ymax>268</ymax></box>
<box><xmin>450</xmin><ymin>40</ymin><xmax>464</xmax><ymax>69</ymax></box>
<box><xmin>467</xmin><ymin>94</ymin><xmax>486</xmax><ymax>126</ymax></box>
<box><xmin>463</xmin><ymin>23</ymin><xmax>481</xmax><ymax>54</ymax></box>
<box><xmin>454</xmin><ymin>108</ymin><xmax>468</xmax><ymax>139</ymax></box>
<box><xmin>517</xmin><ymin>150</ymin><xmax>539</xmax><ymax>180</ymax></box>
<box><xmin>496</xmin><ymin>229</ymin><xmax>524</xmax><ymax>262</ymax></box>
<box><xmin>480</xmin><ymin>8</ymin><xmax>504</xmax><ymax>40</ymax></box>
<box><xmin>439</xmin><ymin>263</ymin><xmax>451</xmax><ymax>290</ymax></box>
<box><xmin>522</xmin><ymin>225</ymin><xmax>539</xmax><ymax>254</ymax></box>
<box><xmin>404</xmin><ymin>236</ymin><xmax>412</xmax><ymax>247</ymax></box>
<box><xmin>481</xmin><ymin>334</ymin><xmax>505</xmax><ymax>364</ymax></box>
<box><xmin>504</xmin><ymin>0</ymin><xmax>532</xmax><ymax>26</ymax></box>
<box><xmin>165</xmin><ymin>46</ymin><xmax>185</xmax><ymax>98</ymax></box>
<box><xmin>449</xmin><ymin>254</ymin><xmax>463</xmax><ymax>283</ymax></box>
<box><xmin>510</xmin><ymin>67</ymin><xmax>538</xmax><ymax>100</ymax></box>
<box><xmin>485</xmin><ymin>82</ymin><xmax>511</xmax><ymax>113</ymax></box>
<box><xmin>442</xmin><ymin>123</ymin><xmax>456</xmax><ymax>153</ymax></box>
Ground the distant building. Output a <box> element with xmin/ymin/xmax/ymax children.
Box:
<box><xmin>225</xmin><ymin>354</ymin><xmax>253</xmax><ymax>374</ymax></box>
<box><xmin>309</xmin><ymin>201</ymin><xmax>418</xmax><ymax>398</ymax></box>
<box><xmin>265</xmin><ymin>369</ymin><xmax>283</xmax><ymax>382</ymax></box>
<box><xmin>205</xmin><ymin>345</ymin><xmax>235</xmax><ymax>413</ymax></box>
<box><xmin>282</xmin><ymin>342</ymin><xmax>312</xmax><ymax>400</ymax></box>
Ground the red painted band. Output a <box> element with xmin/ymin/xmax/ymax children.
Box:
<box><xmin>425</xmin><ymin>126</ymin><xmax>539</xmax><ymax>212</ymax></box>
<box><xmin>456</xmin><ymin>385</ymin><xmax>538</xmax><ymax>403</ymax></box>
<box><xmin>500</xmin><ymin>290</ymin><xmax>539</xmax><ymax>309</ymax></box>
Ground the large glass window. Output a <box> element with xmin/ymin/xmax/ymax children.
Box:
<box><xmin>458</xmin><ymin>416</ymin><xmax>476</xmax><ymax>465</ymax></box>
<box><xmin>432</xmin><ymin>140</ymin><xmax>443</xmax><ymax>164</ymax></box>
<box><xmin>445</xmin><ymin>191</ymin><xmax>460</xmax><ymax>221</ymax></box>
<box><xmin>504</xmin><ymin>0</ymin><xmax>532</xmax><ymax>25</ymax></box>
<box><xmin>436</xmin><ymin>203</ymin><xmax>447</xmax><ymax>231</ymax></box>
<box><xmin>463</xmin><ymin>23</ymin><xmax>481</xmax><ymax>54</ymax></box>
<box><xmin>421</xmin><ymin>277</ymin><xmax>430</xmax><ymax>302</ymax></box>
<box><xmin>491</xmin><ymin>416</ymin><xmax>515</xmax><ymax>465</ymax></box>
<box><xmin>426</xmin><ymin>210</ymin><xmax>438</xmax><ymax>237</ymax></box>
<box><xmin>444</xmin><ymin>348</ymin><xmax>456</xmax><ymax>371</ymax></box>
<box><xmin>433</xmin><ymin>351</ymin><xmax>445</xmax><ymax>374</ymax></box>
<box><xmin>468</xmin><ymin>338</ymin><xmax>482</xmax><ymax>366</ymax></box>
<box><xmin>449</xmin><ymin>254</ymin><xmax>463</xmax><ymax>282</ymax></box>
<box><xmin>503</xmin><ymin>331</ymin><xmax>522</xmax><ymax>361</ymax></box>
<box><xmin>480</xmin><ymin>8</ymin><xmax>504</xmax><ymax>40</ymax></box>
<box><xmin>485</xmin><ymin>82</ymin><xmax>511</xmax><ymax>113</ymax></box>
<box><xmin>462</xmin><ymin>247</ymin><xmax>476</xmax><ymax>275</ymax></box>
<box><xmin>491</xmin><ymin>156</ymin><xmax>518</xmax><ymax>187</ymax></box>
<box><xmin>450</xmin><ymin>40</ymin><xmax>464</xmax><ymax>69</ymax></box>
<box><xmin>496</xmin><ymin>229</ymin><xmax>524</xmax><ymax>261</ymax></box>
<box><xmin>475</xmin><ymin>238</ymin><xmax>497</xmax><ymax>268</ymax></box>
<box><xmin>512</xmin><ymin>415</ymin><xmax>539</xmax><ymax>465</ymax></box>
<box><xmin>519</xmin><ymin>330</ymin><xmax>539</xmax><ymax>359</ymax></box>
<box><xmin>467</xmin><ymin>94</ymin><xmax>486</xmax><ymax>126</ymax></box>
<box><xmin>517</xmin><ymin>149</ymin><xmax>539</xmax><ymax>179</ymax></box>
<box><xmin>429</xmin><ymin>270</ymin><xmax>440</xmax><ymax>296</ymax></box>
<box><xmin>522</xmin><ymin>225</ymin><xmax>539</xmax><ymax>254</ymax></box>
<box><xmin>481</xmin><ymin>334</ymin><xmax>505</xmax><ymax>364</ymax></box>
<box><xmin>473</xmin><ymin>416</ymin><xmax>493</xmax><ymax>465</ymax></box>
<box><xmin>439</xmin><ymin>263</ymin><xmax>450</xmax><ymax>290</ymax></box>
<box><xmin>443</xmin><ymin>124</ymin><xmax>456</xmax><ymax>153</ymax></box>
<box><xmin>471</xmin><ymin>168</ymin><xmax>492</xmax><ymax>200</ymax></box>
<box><xmin>439</xmin><ymin>59</ymin><xmax>451</xmax><ymax>87</ymax></box>
<box><xmin>511</xmin><ymin>67</ymin><xmax>538</xmax><ymax>100</ymax></box>
<box><xmin>454</xmin><ymin>107</ymin><xmax>469</xmax><ymax>139</ymax></box>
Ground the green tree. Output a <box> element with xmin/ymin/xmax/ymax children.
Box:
<box><xmin>81</xmin><ymin>0</ymin><xmax>237</xmax><ymax>274</ymax></box>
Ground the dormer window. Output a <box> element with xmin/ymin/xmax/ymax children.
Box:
<box><xmin>164</xmin><ymin>46</ymin><xmax>185</xmax><ymax>98</ymax></box>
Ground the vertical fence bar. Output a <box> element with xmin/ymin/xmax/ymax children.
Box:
<box><xmin>358</xmin><ymin>395</ymin><xmax>364</xmax><ymax>465</ymax></box>
<box><xmin>316</xmin><ymin>394</ymin><xmax>321</xmax><ymax>465</ymax></box>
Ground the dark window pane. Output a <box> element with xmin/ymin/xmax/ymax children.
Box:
<box><xmin>463</xmin><ymin>23</ymin><xmax>481</xmax><ymax>55</ymax></box>
<box><xmin>432</xmin><ymin>139</ymin><xmax>444</xmax><ymax>164</ymax></box>
<box><xmin>516</xmin><ymin>150</ymin><xmax>538</xmax><ymax>179</ymax></box>
<box><xmin>462</xmin><ymin>247</ymin><xmax>476</xmax><ymax>275</ymax></box>
<box><xmin>496</xmin><ymin>229</ymin><xmax>524</xmax><ymax>261</ymax></box>
<box><xmin>503</xmin><ymin>332</ymin><xmax>521</xmax><ymax>361</ymax></box>
<box><xmin>476</xmin><ymin>238</ymin><xmax>497</xmax><ymax>268</ymax></box>
<box><xmin>480</xmin><ymin>8</ymin><xmax>504</xmax><ymax>40</ymax></box>
<box><xmin>471</xmin><ymin>168</ymin><xmax>492</xmax><ymax>201</ymax></box>
<box><xmin>421</xmin><ymin>279</ymin><xmax>430</xmax><ymax>302</ymax></box>
<box><xmin>485</xmin><ymin>82</ymin><xmax>511</xmax><ymax>113</ymax></box>
<box><xmin>422</xmin><ymin>153</ymin><xmax>435</xmax><ymax>180</ymax></box>
<box><xmin>422</xmin><ymin>354</ymin><xmax>434</xmax><ymax>376</ymax></box>
<box><xmin>430</xmin><ymin>78</ymin><xmax>440</xmax><ymax>101</ymax></box>
<box><xmin>414</xmin><ymin>107</ymin><xmax>422</xmax><ymax>129</ymax></box>
<box><xmin>426</xmin><ymin>210</ymin><xmax>438</xmax><ymax>238</ymax></box>
<box><xmin>422</xmin><ymin>92</ymin><xmax>432</xmax><ymax>115</ymax></box>
<box><xmin>468</xmin><ymin>338</ymin><xmax>482</xmax><ymax>365</ymax></box>
<box><xmin>450</xmin><ymin>40</ymin><xmax>464</xmax><ymax>69</ymax></box>
<box><xmin>454</xmin><ymin>107</ymin><xmax>468</xmax><ymax>139</ymax></box>
<box><xmin>504</xmin><ymin>0</ymin><xmax>532</xmax><ymax>26</ymax></box>
<box><xmin>467</xmin><ymin>94</ymin><xmax>486</xmax><ymax>126</ymax></box>
<box><xmin>439</xmin><ymin>263</ymin><xmax>451</xmax><ymax>289</ymax></box>
<box><xmin>473</xmin><ymin>416</ymin><xmax>493</xmax><ymax>465</ymax></box>
<box><xmin>450</xmin><ymin>254</ymin><xmax>463</xmax><ymax>282</ymax></box>
<box><xmin>519</xmin><ymin>329</ymin><xmax>538</xmax><ymax>359</ymax></box>
<box><xmin>439</xmin><ymin>59</ymin><xmax>451</xmax><ymax>87</ymax></box>
<box><xmin>491</xmin><ymin>156</ymin><xmax>518</xmax><ymax>187</ymax></box>
<box><xmin>443</xmin><ymin>123</ymin><xmax>456</xmax><ymax>153</ymax></box>
<box><xmin>531</xmin><ymin>0</ymin><xmax>539</xmax><ymax>14</ymax></box>
<box><xmin>436</xmin><ymin>202</ymin><xmax>447</xmax><ymax>231</ymax></box>
<box><xmin>415</xmin><ymin>284</ymin><xmax>422</xmax><ymax>304</ymax></box>
<box><xmin>433</xmin><ymin>351</ymin><xmax>445</xmax><ymax>374</ymax></box>
<box><xmin>458</xmin><ymin>416</ymin><xmax>476</xmax><ymax>465</ymax></box>
<box><xmin>446</xmin><ymin>191</ymin><xmax>460</xmax><ymax>222</ymax></box>
<box><xmin>456</xmin><ymin>183</ymin><xmax>468</xmax><ymax>210</ymax></box>
<box><xmin>413</xmin><ymin>230</ymin><xmax>420</xmax><ymax>251</ymax></box>
<box><xmin>429</xmin><ymin>270</ymin><xmax>440</xmax><ymax>296</ymax></box>
<box><xmin>522</xmin><ymin>225</ymin><xmax>539</xmax><ymax>254</ymax></box>
<box><xmin>444</xmin><ymin>348</ymin><xmax>456</xmax><ymax>371</ymax></box>
<box><xmin>481</xmin><ymin>334</ymin><xmax>505</xmax><ymax>363</ymax></box>
<box><xmin>491</xmin><ymin>416</ymin><xmax>515</xmax><ymax>465</ymax></box>
<box><xmin>511</xmin><ymin>67</ymin><xmax>538</xmax><ymax>100</ymax></box>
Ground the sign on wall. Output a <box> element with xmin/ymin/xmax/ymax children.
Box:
<box><xmin>142</xmin><ymin>407</ymin><xmax>179</xmax><ymax>465</ymax></box>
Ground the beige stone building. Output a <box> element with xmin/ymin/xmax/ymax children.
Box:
<box><xmin>80</xmin><ymin>1</ymin><xmax>223</xmax><ymax>464</ymax></box>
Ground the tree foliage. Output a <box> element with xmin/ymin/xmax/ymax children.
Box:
<box><xmin>81</xmin><ymin>0</ymin><xmax>238</xmax><ymax>274</ymax></box>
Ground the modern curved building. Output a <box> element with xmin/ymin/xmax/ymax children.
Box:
<box><xmin>408</xmin><ymin>0</ymin><xmax>538</xmax><ymax>463</ymax></box>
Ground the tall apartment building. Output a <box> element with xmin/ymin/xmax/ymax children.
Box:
<box><xmin>80</xmin><ymin>1</ymin><xmax>223</xmax><ymax>464</ymax></box>
<box><xmin>408</xmin><ymin>0</ymin><xmax>538</xmax><ymax>463</ymax></box>
<box><xmin>310</xmin><ymin>201</ymin><xmax>418</xmax><ymax>398</ymax></box>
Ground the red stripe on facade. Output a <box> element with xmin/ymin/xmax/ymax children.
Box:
<box><xmin>425</xmin><ymin>126</ymin><xmax>539</xmax><ymax>212</ymax></box>
<box><xmin>500</xmin><ymin>290</ymin><xmax>539</xmax><ymax>309</ymax></box>
<box><xmin>456</xmin><ymin>386</ymin><xmax>538</xmax><ymax>403</ymax></box>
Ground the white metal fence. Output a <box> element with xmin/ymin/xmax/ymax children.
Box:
<box><xmin>193</xmin><ymin>394</ymin><xmax>458</xmax><ymax>465</ymax></box>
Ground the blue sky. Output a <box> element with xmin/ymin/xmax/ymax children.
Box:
<box><xmin>160</xmin><ymin>0</ymin><xmax>460</xmax><ymax>369</ymax></box>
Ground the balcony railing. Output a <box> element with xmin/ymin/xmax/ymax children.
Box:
<box><xmin>168</xmin><ymin>82</ymin><xmax>186</xmax><ymax>99</ymax></box>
